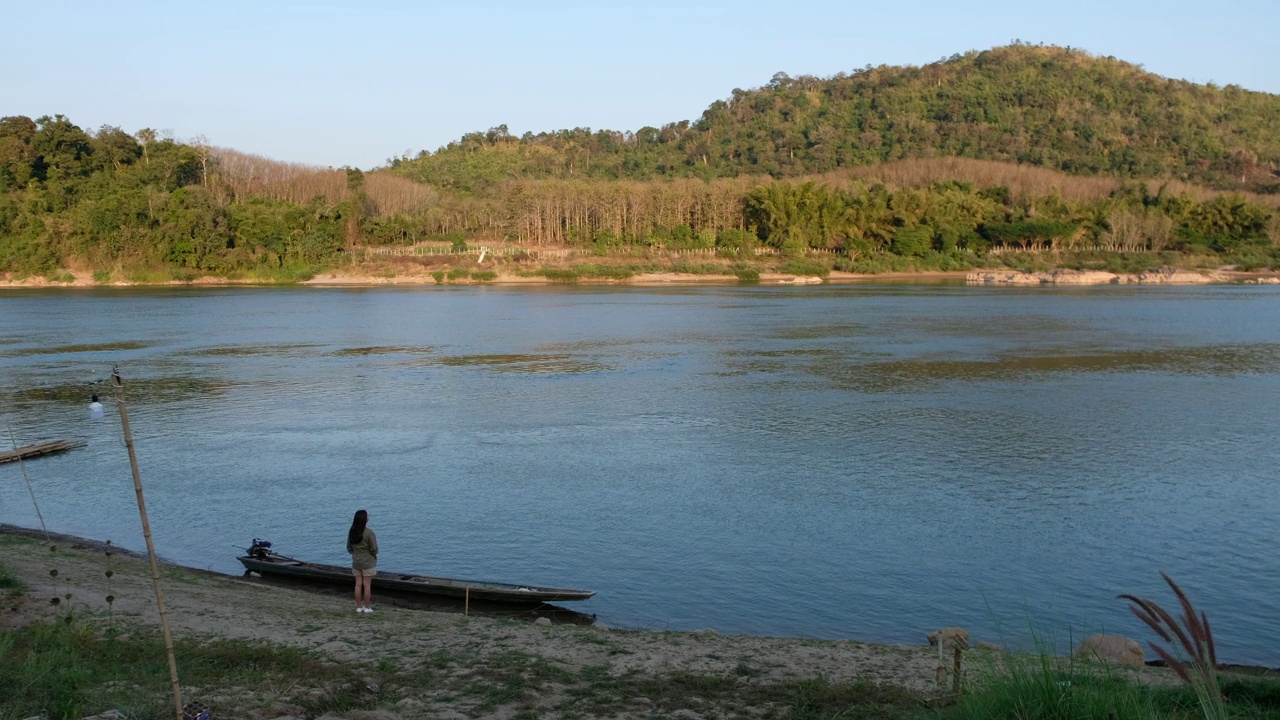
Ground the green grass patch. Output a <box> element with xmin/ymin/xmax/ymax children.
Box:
<box><xmin>836</xmin><ymin>253</ymin><xmax>900</xmax><ymax>274</ymax></box>
<box><xmin>1222</xmin><ymin>245</ymin><xmax>1280</xmax><ymax>271</ymax></box>
<box><xmin>984</xmin><ymin>249</ymin><xmax>1230</xmax><ymax>276</ymax></box>
<box><xmin>446</xmin><ymin>267</ymin><xmax>471</xmax><ymax>281</ymax></box>
<box><xmin>161</xmin><ymin>568</ymin><xmax>204</xmax><ymax>586</ymax></box>
<box><xmin>781</xmin><ymin>257</ymin><xmax>832</xmax><ymax>277</ymax></box>
<box><xmin>732</xmin><ymin>264</ymin><xmax>760</xmax><ymax>283</ymax></box>
<box><xmin>611</xmin><ymin>673</ymin><xmax>924</xmax><ymax>719</ymax></box>
<box><xmin>1216</xmin><ymin>675</ymin><xmax>1280</xmax><ymax>716</ymax></box>
<box><xmin>669</xmin><ymin>262</ymin><xmax>727</xmax><ymax>275</ymax></box>
<box><xmin>836</xmin><ymin>251</ymin><xmax>978</xmax><ymax>274</ymax></box>
<box><xmin>941</xmin><ymin>648</ymin><xmax>1280</xmax><ymax>720</ymax></box>
<box><xmin>585</xmin><ymin>264</ymin><xmax>640</xmax><ymax>279</ymax></box>
<box><xmin>265</xmin><ymin>264</ymin><xmax>317</xmax><ymax>283</ymax></box>
<box><xmin>463</xmin><ymin>681</ymin><xmax>525</xmax><ymax>706</ymax></box>
<box><xmin>0</xmin><ymin>621</ymin><xmax>372</xmax><ymax>720</ymax></box>
<box><xmin>789</xmin><ymin>677</ymin><xmax>924</xmax><ymax>720</ymax></box>
<box><xmin>91</xmin><ymin>269</ymin><xmax>112</xmax><ymax>283</ymax></box>
<box><xmin>542</xmin><ymin>263</ymin><xmax>638</xmax><ymax>280</ymax></box>
<box><xmin>0</xmin><ymin>560</ymin><xmax>26</xmax><ymax>593</ymax></box>
<box><xmin>537</xmin><ymin>267</ymin><xmax>581</xmax><ymax>283</ymax></box>
<box><xmin>472</xmin><ymin>270</ymin><xmax>497</xmax><ymax>281</ymax></box>
<box><xmin>431</xmin><ymin>270</ymin><xmax>445</xmax><ymax>284</ymax></box>
<box><xmin>122</xmin><ymin>268</ymin><xmax>173</xmax><ymax>284</ymax></box>
<box><xmin>945</xmin><ymin>659</ymin><xmax>1161</xmax><ymax>720</ymax></box>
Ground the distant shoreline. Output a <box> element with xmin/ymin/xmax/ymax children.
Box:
<box><xmin>2</xmin><ymin>267</ymin><xmax>1278</xmax><ymax>289</ymax></box>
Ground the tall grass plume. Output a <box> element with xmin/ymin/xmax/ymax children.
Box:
<box><xmin>1119</xmin><ymin>573</ymin><xmax>1224</xmax><ymax>720</ymax></box>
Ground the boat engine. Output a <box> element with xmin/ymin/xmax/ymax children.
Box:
<box><xmin>249</xmin><ymin>538</ymin><xmax>273</xmax><ymax>558</ymax></box>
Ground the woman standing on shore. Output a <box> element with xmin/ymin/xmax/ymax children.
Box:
<box><xmin>346</xmin><ymin>509</ymin><xmax>378</xmax><ymax>613</ymax></box>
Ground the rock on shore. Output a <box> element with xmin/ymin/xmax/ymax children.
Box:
<box><xmin>1072</xmin><ymin>634</ymin><xmax>1146</xmax><ymax>666</ymax></box>
<box><xmin>966</xmin><ymin>267</ymin><xmax>1223</xmax><ymax>285</ymax></box>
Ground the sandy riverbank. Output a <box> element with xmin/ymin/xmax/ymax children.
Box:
<box><xmin>0</xmin><ymin>269</ymin><xmax>964</xmax><ymax>288</ymax></box>
<box><xmin>294</xmin><ymin>270</ymin><xmax>971</xmax><ymax>286</ymax></box>
<box><xmin>0</xmin><ymin>525</ymin><xmax>1166</xmax><ymax>719</ymax></box>
<box><xmin>4</xmin><ymin>267</ymin><xmax>1280</xmax><ymax>289</ymax></box>
<box><xmin>295</xmin><ymin>267</ymin><xmax>1274</xmax><ymax>287</ymax></box>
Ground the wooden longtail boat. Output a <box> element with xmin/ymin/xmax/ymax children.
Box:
<box><xmin>236</xmin><ymin>548</ymin><xmax>595</xmax><ymax>603</ymax></box>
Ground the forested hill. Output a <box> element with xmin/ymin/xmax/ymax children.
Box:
<box><xmin>388</xmin><ymin>44</ymin><xmax>1280</xmax><ymax>194</ymax></box>
<box><xmin>3</xmin><ymin>44</ymin><xmax>1279</xmax><ymax>282</ymax></box>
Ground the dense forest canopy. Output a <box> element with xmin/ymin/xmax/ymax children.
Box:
<box><xmin>1</xmin><ymin>44</ymin><xmax>1278</xmax><ymax>281</ymax></box>
<box><xmin>389</xmin><ymin>44</ymin><xmax>1280</xmax><ymax>194</ymax></box>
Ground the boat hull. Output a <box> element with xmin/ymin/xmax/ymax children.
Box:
<box><xmin>237</xmin><ymin>555</ymin><xmax>595</xmax><ymax>603</ymax></box>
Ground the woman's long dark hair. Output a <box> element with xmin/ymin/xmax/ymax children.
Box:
<box><xmin>347</xmin><ymin>509</ymin><xmax>368</xmax><ymax>545</ymax></box>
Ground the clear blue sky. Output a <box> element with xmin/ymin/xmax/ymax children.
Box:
<box><xmin>4</xmin><ymin>0</ymin><xmax>1275</xmax><ymax>170</ymax></box>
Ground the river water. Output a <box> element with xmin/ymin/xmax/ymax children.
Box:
<box><xmin>1</xmin><ymin>283</ymin><xmax>1277</xmax><ymax>665</ymax></box>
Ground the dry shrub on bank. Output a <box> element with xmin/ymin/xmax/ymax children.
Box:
<box><xmin>837</xmin><ymin>157</ymin><xmax>1280</xmax><ymax>207</ymax></box>
<box><xmin>212</xmin><ymin>149</ymin><xmax>438</xmax><ymax>214</ymax></box>
<box><xmin>840</xmin><ymin>157</ymin><xmax>1123</xmax><ymax>202</ymax></box>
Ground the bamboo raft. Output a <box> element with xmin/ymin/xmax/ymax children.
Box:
<box><xmin>0</xmin><ymin>439</ymin><xmax>87</xmax><ymax>464</ymax></box>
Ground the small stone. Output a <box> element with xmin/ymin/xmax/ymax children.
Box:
<box><xmin>533</xmin><ymin>617</ymin><xmax>552</xmax><ymax>626</ymax></box>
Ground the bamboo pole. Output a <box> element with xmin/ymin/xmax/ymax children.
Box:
<box><xmin>112</xmin><ymin>366</ymin><xmax>184</xmax><ymax>720</ymax></box>
<box><xmin>4</xmin><ymin>417</ymin><xmax>51</xmax><ymax>544</ymax></box>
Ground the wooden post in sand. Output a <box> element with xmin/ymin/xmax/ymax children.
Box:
<box><xmin>952</xmin><ymin>646</ymin><xmax>963</xmax><ymax>695</ymax></box>
<box><xmin>113</xmin><ymin>366</ymin><xmax>184</xmax><ymax>720</ymax></box>
<box><xmin>465</xmin><ymin>587</ymin><xmax>470</xmax><ymax>616</ymax></box>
